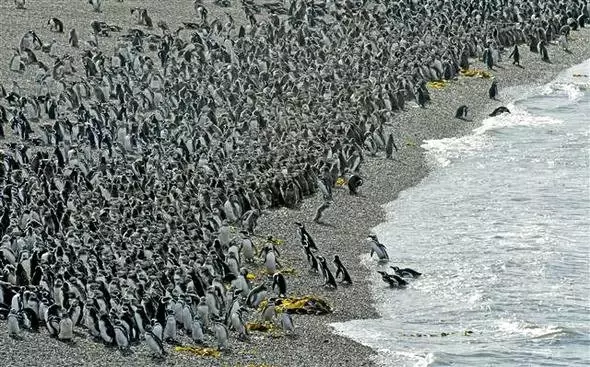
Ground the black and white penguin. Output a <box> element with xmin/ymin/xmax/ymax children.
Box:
<box><xmin>454</xmin><ymin>105</ymin><xmax>469</xmax><ymax>120</ymax></box>
<box><xmin>272</xmin><ymin>272</ymin><xmax>287</xmax><ymax>297</ymax></box>
<box><xmin>385</xmin><ymin>133</ymin><xmax>398</xmax><ymax>159</ymax></box>
<box><xmin>246</xmin><ymin>283</ymin><xmax>267</xmax><ymax>308</ymax></box>
<box><xmin>213</xmin><ymin>320</ymin><xmax>229</xmax><ymax>350</ymax></box>
<box><xmin>539</xmin><ymin>41</ymin><xmax>550</xmax><ymax>63</ymax></box>
<box><xmin>489</xmin><ymin>106</ymin><xmax>511</xmax><ymax>117</ymax></box>
<box><xmin>191</xmin><ymin>317</ymin><xmax>204</xmax><ymax>344</ymax></box>
<box><xmin>333</xmin><ymin>255</ymin><xmax>352</xmax><ymax>285</ymax></box>
<box><xmin>279</xmin><ymin>312</ymin><xmax>295</xmax><ymax>335</ymax></box>
<box><xmin>15</xmin><ymin>0</ymin><xmax>25</xmax><ymax>9</ymax></box>
<box><xmin>58</xmin><ymin>312</ymin><xmax>74</xmax><ymax>342</ymax></box>
<box><xmin>261</xmin><ymin>245</ymin><xmax>278</xmax><ymax>274</ymax></box>
<box><xmin>367</xmin><ymin>234</ymin><xmax>389</xmax><ymax>262</ymax></box>
<box><xmin>98</xmin><ymin>314</ymin><xmax>116</xmax><ymax>345</ymax></box>
<box><xmin>7</xmin><ymin>308</ymin><xmax>21</xmax><ymax>339</ymax></box>
<box><xmin>317</xmin><ymin>256</ymin><xmax>338</xmax><ymax>289</ymax></box>
<box><xmin>391</xmin><ymin>266</ymin><xmax>422</xmax><ymax>278</ymax></box>
<box><xmin>229</xmin><ymin>306</ymin><xmax>248</xmax><ymax>340</ymax></box>
<box><xmin>508</xmin><ymin>44</ymin><xmax>520</xmax><ymax>66</ymax></box>
<box><xmin>68</xmin><ymin>29</ymin><xmax>78</xmax><ymax>48</ymax></box>
<box><xmin>163</xmin><ymin>308</ymin><xmax>178</xmax><ymax>344</ymax></box>
<box><xmin>303</xmin><ymin>244</ymin><xmax>320</xmax><ymax>273</ymax></box>
<box><xmin>145</xmin><ymin>325</ymin><xmax>166</xmax><ymax>359</ymax></box>
<box><xmin>377</xmin><ymin>271</ymin><xmax>406</xmax><ymax>288</ymax></box>
<box><xmin>346</xmin><ymin>171</ymin><xmax>363</xmax><ymax>195</ymax></box>
<box><xmin>261</xmin><ymin>299</ymin><xmax>277</xmax><ymax>322</ymax></box>
<box><xmin>114</xmin><ymin>319</ymin><xmax>131</xmax><ymax>354</ymax></box>
<box><xmin>295</xmin><ymin>222</ymin><xmax>318</xmax><ymax>251</ymax></box>
<box><xmin>48</xmin><ymin>18</ymin><xmax>64</xmax><ymax>33</ymax></box>
<box><xmin>489</xmin><ymin>81</ymin><xmax>498</xmax><ymax>100</ymax></box>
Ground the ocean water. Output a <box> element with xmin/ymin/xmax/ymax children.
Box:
<box><xmin>332</xmin><ymin>60</ymin><xmax>590</xmax><ymax>367</ymax></box>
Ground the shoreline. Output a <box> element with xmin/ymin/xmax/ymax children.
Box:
<box><xmin>0</xmin><ymin>1</ymin><xmax>589</xmax><ymax>367</ymax></box>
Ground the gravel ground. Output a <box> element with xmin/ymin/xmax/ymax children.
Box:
<box><xmin>1</xmin><ymin>1</ymin><xmax>589</xmax><ymax>367</ymax></box>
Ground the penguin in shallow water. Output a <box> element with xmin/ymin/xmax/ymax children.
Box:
<box><xmin>488</xmin><ymin>80</ymin><xmax>498</xmax><ymax>100</ymax></box>
<box><xmin>280</xmin><ymin>311</ymin><xmax>295</xmax><ymax>335</ymax></box>
<box><xmin>489</xmin><ymin>106</ymin><xmax>511</xmax><ymax>117</ymax></box>
<box><xmin>333</xmin><ymin>255</ymin><xmax>352</xmax><ymax>284</ymax></box>
<box><xmin>367</xmin><ymin>234</ymin><xmax>389</xmax><ymax>262</ymax></box>
<box><xmin>391</xmin><ymin>266</ymin><xmax>422</xmax><ymax>278</ymax></box>
<box><xmin>455</xmin><ymin>105</ymin><xmax>469</xmax><ymax>120</ymax></box>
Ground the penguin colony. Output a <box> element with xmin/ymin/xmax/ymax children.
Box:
<box><xmin>0</xmin><ymin>0</ymin><xmax>588</xmax><ymax>360</ymax></box>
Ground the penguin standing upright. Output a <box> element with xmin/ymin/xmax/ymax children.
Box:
<box><xmin>385</xmin><ymin>133</ymin><xmax>398</xmax><ymax>159</ymax></box>
<box><xmin>68</xmin><ymin>29</ymin><xmax>78</xmax><ymax>48</ymax></box>
<box><xmin>367</xmin><ymin>234</ymin><xmax>389</xmax><ymax>262</ymax></box>
<box><xmin>272</xmin><ymin>272</ymin><xmax>287</xmax><ymax>297</ymax></box>
<box><xmin>191</xmin><ymin>318</ymin><xmax>204</xmax><ymax>344</ymax></box>
<box><xmin>8</xmin><ymin>308</ymin><xmax>21</xmax><ymax>339</ymax></box>
<box><xmin>509</xmin><ymin>44</ymin><xmax>520</xmax><ymax>66</ymax></box>
<box><xmin>539</xmin><ymin>41</ymin><xmax>550</xmax><ymax>63</ymax></box>
<box><xmin>114</xmin><ymin>320</ymin><xmax>131</xmax><ymax>354</ymax></box>
<box><xmin>213</xmin><ymin>320</ymin><xmax>229</xmax><ymax>350</ymax></box>
<box><xmin>58</xmin><ymin>312</ymin><xmax>74</xmax><ymax>342</ymax></box>
<box><xmin>317</xmin><ymin>256</ymin><xmax>338</xmax><ymax>289</ymax></box>
<box><xmin>280</xmin><ymin>312</ymin><xmax>295</xmax><ymax>335</ymax></box>
<box><xmin>333</xmin><ymin>255</ymin><xmax>353</xmax><ymax>284</ymax></box>
<box><xmin>163</xmin><ymin>309</ymin><xmax>177</xmax><ymax>344</ymax></box>
<box><xmin>295</xmin><ymin>222</ymin><xmax>317</xmax><ymax>251</ymax></box>
<box><xmin>455</xmin><ymin>105</ymin><xmax>469</xmax><ymax>120</ymax></box>
<box><xmin>488</xmin><ymin>80</ymin><xmax>498</xmax><ymax>100</ymax></box>
<box><xmin>145</xmin><ymin>325</ymin><xmax>166</xmax><ymax>359</ymax></box>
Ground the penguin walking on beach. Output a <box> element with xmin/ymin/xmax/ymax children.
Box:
<box><xmin>313</xmin><ymin>200</ymin><xmax>331</xmax><ymax>223</ymax></box>
<box><xmin>509</xmin><ymin>44</ymin><xmax>520</xmax><ymax>66</ymax></box>
<box><xmin>68</xmin><ymin>29</ymin><xmax>78</xmax><ymax>48</ymax></box>
<box><xmin>295</xmin><ymin>222</ymin><xmax>318</xmax><ymax>251</ymax></box>
<box><xmin>483</xmin><ymin>46</ymin><xmax>494</xmax><ymax>70</ymax></box>
<box><xmin>333</xmin><ymin>255</ymin><xmax>353</xmax><ymax>285</ymax></box>
<box><xmin>385</xmin><ymin>133</ymin><xmax>398</xmax><ymax>159</ymax></box>
<box><xmin>488</xmin><ymin>81</ymin><xmax>498</xmax><ymax>100</ymax></box>
<box><xmin>317</xmin><ymin>256</ymin><xmax>338</xmax><ymax>289</ymax></box>
<box><xmin>539</xmin><ymin>41</ymin><xmax>550</xmax><ymax>63</ymax></box>
<box><xmin>213</xmin><ymin>320</ymin><xmax>230</xmax><ymax>350</ymax></box>
<box><xmin>455</xmin><ymin>105</ymin><xmax>469</xmax><ymax>120</ymax></box>
<box><xmin>280</xmin><ymin>312</ymin><xmax>295</xmax><ymax>335</ymax></box>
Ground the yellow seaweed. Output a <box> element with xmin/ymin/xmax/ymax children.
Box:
<box><xmin>460</xmin><ymin>68</ymin><xmax>493</xmax><ymax>79</ymax></box>
<box><xmin>258</xmin><ymin>295</ymin><xmax>333</xmax><ymax>315</ymax></box>
<box><xmin>174</xmin><ymin>346</ymin><xmax>222</xmax><ymax>358</ymax></box>
<box><xmin>426</xmin><ymin>80</ymin><xmax>450</xmax><ymax>89</ymax></box>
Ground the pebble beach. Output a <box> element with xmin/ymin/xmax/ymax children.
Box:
<box><xmin>1</xmin><ymin>1</ymin><xmax>589</xmax><ymax>367</ymax></box>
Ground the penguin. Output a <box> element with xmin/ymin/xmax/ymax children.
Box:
<box><xmin>539</xmin><ymin>41</ymin><xmax>550</xmax><ymax>63</ymax></box>
<box><xmin>48</xmin><ymin>18</ymin><xmax>64</xmax><ymax>33</ymax></box>
<box><xmin>313</xmin><ymin>200</ymin><xmax>331</xmax><ymax>224</ymax></box>
<box><xmin>15</xmin><ymin>0</ymin><xmax>26</xmax><ymax>9</ymax></box>
<box><xmin>333</xmin><ymin>255</ymin><xmax>352</xmax><ymax>284</ymax></box>
<box><xmin>145</xmin><ymin>325</ymin><xmax>167</xmax><ymax>359</ymax></box>
<box><xmin>191</xmin><ymin>317</ymin><xmax>204</xmax><ymax>344</ymax></box>
<box><xmin>295</xmin><ymin>222</ymin><xmax>318</xmax><ymax>251</ymax></box>
<box><xmin>454</xmin><ymin>105</ymin><xmax>469</xmax><ymax>120</ymax></box>
<box><xmin>279</xmin><ymin>311</ymin><xmax>295</xmax><ymax>335</ymax></box>
<box><xmin>114</xmin><ymin>319</ymin><xmax>131</xmax><ymax>354</ymax></box>
<box><xmin>98</xmin><ymin>314</ymin><xmax>116</xmax><ymax>345</ymax></box>
<box><xmin>303</xmin><ymin>244</ymin><xmax>320</xmax><ymax>273</ymax></box>
<box><xmin>391</xmin><ymin>266</ymin><xmax>422</xmax><ymax>278</ymax></box>
<box><xmin>163</xmin><ymin>308</ymin><xmax>178</xmax><ymax>344</ymax></box>
<box><xmin>483</xmin><ymin>47</ymin><xmax>494</xmax><ymax>69</ymax></box>
<box><xmin>346</xmin><ymin>172</ymin><xmax>363</xmax><ymax>195</ymax></box>
<box><xmin>229</xmin><ymin>307</ymin><xmax>248</xmax><ymax>340</ymax></box>
<box><xmin>68</xmin><ymin>29</ymin><xmax>78</xmax><ymax>48</ymax></box>
<box><xmin>377</xmin><ymin>271</ymin><xmax>403</xmax><ymax>288</ymax></box>
<box><xmin>213</xmin><ymin>320</ymin><xmax>229</xmax><ymax>350</ymax></box>
<box><xmin>385</xmin><ymin>133</ymin><xmax>398</xmax><ymax>159</ymax></box>
<box><xmin>317</xmin><ymin>256</ymin><xmax>338</xmax><ymax>289</ymax></box>
<box><xmin>196</xmin><ymin>298</ymin><xmax>210</xmax><ymax>329</ymax></box>
<box><xmin>58</xmin><ymin>312</ymin><xmax>74</xmax><ymax>342</ymax></box>
<box><xmin>246</xmin><ymin>283</ymin><xmax>267</xmax><ymax>308</ymax></box>
<box><xmin>508</xmin><ymin>44</ymin><xmax>520</xmax><ymax>66</ymax></box>
<box><xmin>272</xmin><ymin>272</ymin><xmax>287</xmax><ymax>297</ymax></box>
<box><xmin>151</xmin><ymin>318</ymin><xmax>164</xmax><ymax>341</ymax></box>
<box><xmin>261</xmin><ymin>299</ymin><xmax>276</xmax><ymax>322</ymax></box>
<box><xmin>7</xmin><ymin>308</ymin><xmax>21</xmax><ymax>339</ymax></box>
<box><xmin>240</xmin><ymin>231</ymin><xmax>256</xmax><ymax>262</ymax></box>
<box><xmin>489</xmin><ymin>106</ymin><xmax>511</xmax><ymax>117</ymax></box>
<box><xmin>367</xmin><ymin>234</ymin><xmax>389</xmax><ymax>262</ymax></box>
<box><xmin>261</xmin><ymin>246</ymin><xmax>278</xmax><ymax>274</ymax></box>
<box><xmin>488</xmin><ymin>81</ymin><xmax>498</xmax><ymax>100</ymax></box>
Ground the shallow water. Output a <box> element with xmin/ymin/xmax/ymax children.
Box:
<box><xmin>332</xmin><ymin>60</ymin><xmax>590</xmax><ymax>367</ymax></box>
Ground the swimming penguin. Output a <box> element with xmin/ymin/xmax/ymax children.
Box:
<box><xmin>367</xmin><ymin>234</ymin><xmax>389</xmax><ymax>262</ymax></box>
<box><xmin>489</xmin><ymin>106</ymin><xmax>511</xmax><ymax>117</ymax></box>
<box><xmin>317</xmin><ymin>256</ymin><xmax>338</xmax><ymax>289</ymax></box>
<box><xmin>333</xmin><ymin>255</ymin><xmax>352</xmax><ymax>284</ymax></box>
<box><xmin>48</xmin><ymin>18</ymin><xmax>64</xmax><ymax>33</ymax></box>
<box><xmin>508</xmin><ymin>44</ymin><xmax>520</xmax><ymax>66</ymax></box>
<box><xmin>58</xmin><ymin>312</ymin><xmax>74</xmax><ymax>342</ymax></box>
<box><xmin>7</xmin><ymin>308</ymin><xmax>21</xmax><ymax>339</ymax></box>
<box><xmin>454</xmin><ymin>105</ymin><xmax>469</xmax><ymax>120</ymax></box>
<box><xmin>377</xmin><ymin>271</ymin><xmax>405</xmax><ymax>288</ymax></box>
<box><xmin>391</xmin><ymin>266</ymin><xmax>422</xmax><ymax>278</ymax></box>
<box><xmin>295</xmin><ymin>222</ymin><xmax>318</xmax><ymax>251</ymax></box>
<box><xmin>68</xmin><ymin>29</ymin><xmax>78</xmax><ymax>48</ymax></box>
<box><xmin>145</xmin><ymin>325</ymin><xmax>167</xmax><ymax>359</ymax></box>
<box><xmin>272</xmin><ymin>272</ymin><xmax>287</xmax><ymax>297</ymax></box>
<box><xmin>488</xmin><ymin>81</ymin><xmax>498</xmax><ymax>100</ymax></box>
<box><xmin>539</xmin><ymin>41</ymin><xmax>550</xmax><ymax>63</ymax></box>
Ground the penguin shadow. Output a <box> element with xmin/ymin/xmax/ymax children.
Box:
<box><xmin>314</xmin><ymin>221</ymin><xmax>336</xmax><ymax>228</ymax></box>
